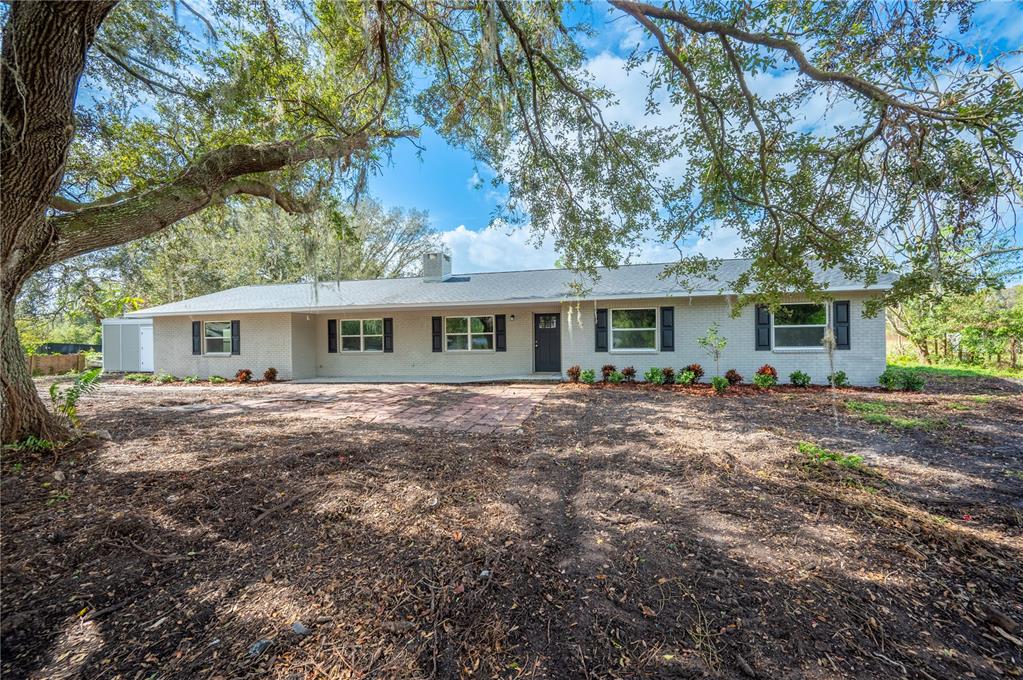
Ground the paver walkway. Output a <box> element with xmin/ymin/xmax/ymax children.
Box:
<box><xmin>162</xmin><ymin>383</ymin><xmax>554</xmax><ymax>434</ymax></box>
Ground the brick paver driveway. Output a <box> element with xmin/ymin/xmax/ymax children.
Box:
<box><xmin>162</xmin><ymin>382</ymin><xmax>555</xmax><ymax>434</ymax></box>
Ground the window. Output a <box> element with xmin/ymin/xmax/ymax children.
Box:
<box><xmin>204</xmin><ymin>321</ymin><xmax>232</xmax><ymax>354</ymax></box>
<box><xmin>773</xmin><ymin>303</ymin><xmax>827</xmax><ymax>348</ymax></box>
<box><xmin>610</xmin><ymin>308</ymin><xmax>657</xmax><ymax>350</ymax></box>
<box><xmin>445</xmin><ymin>315</ymin><xmax>494</xmax><ymax>351</ymax></box>
<box><xmin>340</xmin><ymin>319</ymin><xmax>383</xmax><ymax>352</ymax></box>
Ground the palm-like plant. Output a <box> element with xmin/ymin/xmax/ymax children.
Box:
<box><xmin>49</xmin><ymin>368</ymin><xmax>103</xmax><ymax>427</ymax></box>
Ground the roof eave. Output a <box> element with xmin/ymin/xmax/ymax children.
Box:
<box><xmin>125</xmin><ymin>284</ymin><xmax>892</xmax><ymax>318</ymax></box>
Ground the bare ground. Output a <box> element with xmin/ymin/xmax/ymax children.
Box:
<box><xmin>2</xmin><ymin>376</ymin><xmax>1022</xmax><ymax>679</ymax></box>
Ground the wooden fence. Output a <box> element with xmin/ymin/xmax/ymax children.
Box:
<box><xmin>27</xmin><ymin>353</ymin><xmax>86</xmax><ymax>376</ymax></box>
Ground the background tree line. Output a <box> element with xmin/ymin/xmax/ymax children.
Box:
<box><xmin>889</xmin><ymin>286</ymin><xmax>1023</xmax><ymax>370</ymax></box>
<box><xmin>15</xmin><ymin>197</ymin><xmax>437</xmax><ymax>352</ymax></box>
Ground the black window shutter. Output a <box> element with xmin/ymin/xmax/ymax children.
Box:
<box><xmin>833</xmin><ymin>301</ymin><xmax>851</xmax><ymax>350</ymax></box>
<box><xmin>595</xmin><ymin>308</ymin><xmax>608</xmax><ymax>352</ymax></box>
<box><xmin>755</xmin><ymin>305</ymin><xmax>771</xmax><ymax>350</ymax></box>
<box><xmin>191</xmin><ymin>321</ymin><xmax>201</xmax><ymax>355</ymax></box>
<box><xmin>230</xmin><ymin>320</ymin><xmax>240</xmax><ymax>355</ymax></box>
<box><xmin>432</xmin><ymin>316</ymin><xmax>443</xmax><ymax>352</ymax></box>
<box><xmin>660</xmin><ymin>306</ymin><xmax>674</xmax><ymax>352</ymax></box>
<box><xmin>327</xmin><ymin>319</ymin><xmax>338</xmax><ymax>353</ymax></box>
<box><xmin>383</xmin><ymin>318</ymin><xmax>394</xmax><ymax>353</ymax></box>
<box><xmin>495</xmin><ymin>314</ymin><xmax>507</xmax><ymax>351</ymax></box>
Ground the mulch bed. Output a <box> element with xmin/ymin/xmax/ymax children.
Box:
<box><xmin>2</xmin><ymin>379</ymin><xmax>1021</xmax><ymax>678</ymax></box>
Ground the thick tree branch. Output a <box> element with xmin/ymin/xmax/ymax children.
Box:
<box><xmin>38</xmin><ymin>133</ymin><xmax>416</xmax><ymax>269</ymax></box>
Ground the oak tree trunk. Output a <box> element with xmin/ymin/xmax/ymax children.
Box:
<box><xmin>1</xmin><ymin>1</ymin><xmax>115</xmax><ymax>443</ymax></box>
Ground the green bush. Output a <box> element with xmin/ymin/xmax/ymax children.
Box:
<box><xmin>49</xmin><ymin>367</ymin><xmax>102</xmax><ymax>427</ymax></box>
<box><xmin>643</xmin><ymin>367</ymin><xmax>664</xmax><ymax>385</ymax></box>
<box><xmin>154</xmin><ymin>372</ymin><xmax>176</xmax><ymax>384</ymax></box>
<box><xmin>827</xmin><ymin>370</ymin><xmax>850</xmax><ymax>388</ymax></box>
<box><xmin>124</xmin><ymin>373</ymin><xmax>152</xmax><ymax>383</ymax></box>
<box><xmin>711</xmin><ymin>375</ymin><xmax>729</xmax><ymax>394</ymax></box>
<box><xmin>879</xmin><ymin>368</ymin><xmax>925</xmax><ymax>391</ymax></box>
<box><xmin>580</xmin><ymin>369</ymin><xmax>596</xmax><ymax>384</ymax></box>
<box><xmin>606</xmin><ymin>370</ymin><xmax>624</xmax><ymax>384</ymax></box>
<box><xmin>675</xmin><ymin>369</ymin><xmax>696</xmax><ymax>386</ymax></box>
<box><xmin>752</xmin><ymin>372</ymin><xmax>777</xmax><ymax>389</ymax></box>
<box><xmin>684</xmin><ymin>363</ymin><xmax>704</xmax><ymax>383</ymax></box>
<box><xmin>183</xmin><ymin>375</ymin><xmax>199</xmax><ymax>384</ymax></box>
<box><xmin>789</xmin><ymin>370</ymin><xmax>812</xmax><ymax>387</ymax></box>
<box><xmin>209</xmin><ymin>375</ymin><xmax>226</xmax><ymax>384</ymax></box>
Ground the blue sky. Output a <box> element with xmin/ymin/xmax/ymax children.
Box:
<box><xmin>367</xmin><ymin>1</ymin><xmax>1023</xmax><ymax>275</ymax></box>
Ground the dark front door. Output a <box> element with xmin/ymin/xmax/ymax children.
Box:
<box><xmin>534</xmin><ymin>313</ymin><xmax>561</xmax><ymax>372</ymax></box>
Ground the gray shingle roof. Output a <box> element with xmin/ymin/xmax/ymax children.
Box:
<box><xmin>126</xmin><ymin>259</ymin><xmax>895</xmax><ymax>317</ymax></box>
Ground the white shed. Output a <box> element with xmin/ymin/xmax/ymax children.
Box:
<box><xmin>102</xmin><ymin>318</ymin><xmax>154</xmax><ymax>373</ymax></box>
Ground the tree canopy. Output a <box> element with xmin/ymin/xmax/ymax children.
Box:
<box><xmin>2</xmin><ymin>0</ymin><xmax>1022</xmax><ymax>441</ymax></box>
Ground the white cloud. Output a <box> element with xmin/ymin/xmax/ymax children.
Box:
<box><xmin>439</xmin><ymin>223</ymin><xmax>559</xmax><ymax>272</ymax></box>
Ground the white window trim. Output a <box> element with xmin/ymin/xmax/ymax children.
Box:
<box><xmin>609</xmin><ymin>307</ymin><xmax>658</xmax><ymax>353</ymax></box>
<box><xmin>339</xmin><ymin>318</ymin><xmax>384</xmax><ymax>353</ymax></box>
<box><xmin>204</xmin><ymin>320</ymin><xmax>232</xmax><ymax>356</ymax></box>
<box><xmin>772</xmin><ymin>303</ymin><xmax>829</xmax><ymax>351</ymax></box>
<box><xmin>444</xmin><ymin>314</ymin><xmax>496</xmax><ymax>352</ymax></box>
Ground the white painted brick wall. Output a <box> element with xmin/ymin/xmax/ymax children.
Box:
<box><xmin>561</xmin><ymin>293</ymin><xmax>886</xmax><ymax>386</ymax></box>
<box><xmin>153</xmin><ymin>313</ymin><xmax>296</xmax><ymax>379</ymax></box>
<box><xmin>152</xmin><ymin>292</ymin><xmax>886</xmax><ymax>385</ymax></box>
<box><xmin>314</xmin><ymin>305</ymin><xmax>560</xmax><ymax>377</ymax></box>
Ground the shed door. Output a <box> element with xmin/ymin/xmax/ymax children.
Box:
<box><xmin>139</xmin><ymin>325</ymin><xmax>154</xmax><ymax>372</ymax></box>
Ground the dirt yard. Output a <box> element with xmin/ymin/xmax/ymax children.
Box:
<box><xmin>3</xmin><ymin>375</ymin><xmax>1022</xmax><ymax>679</ymax></box>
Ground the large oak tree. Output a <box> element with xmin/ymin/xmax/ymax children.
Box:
<box><xmin>2</xmin><ymin>0</ymin><xmax>1020</xmax><ymax>442</ymax></box>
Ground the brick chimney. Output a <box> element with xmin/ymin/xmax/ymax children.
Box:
<box><xmin>422</xmin><ymin>251</ymin><xmax>452</xmax><ymax>282</ymax></box>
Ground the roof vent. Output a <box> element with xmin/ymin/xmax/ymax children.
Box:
<box><xmin>423</xmin><ymin>251</ymin><xmax>452</xmax><ymax>282</ymax></box>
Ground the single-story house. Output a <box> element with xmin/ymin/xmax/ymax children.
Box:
<box><xmin>124</xmin><ymin>252</ymin><xmax>893</xmax><ymax>385</ymax></box>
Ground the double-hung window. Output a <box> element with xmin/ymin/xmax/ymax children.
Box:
<box><xmin>610</xmin><ymin>309</ymin><xmax>657</xmax><ymax>351</ymax></box>
<box><xmin>773</xmin><ymin>303</ymin><xmax>828</xmax><ymax>349</ymax></box>
<box><xmin>204</xmin><ymin>321</ymin><xmax>232</xmax><ymax>355</ymax></box>
<box><xmin>340</xmin><ymin>319</ymin><xmax>384</xmax><ymax>352</ymax></box>
<box><xmin>445</xmin><ymin>315</ymin><xmax>494</xmax><ymax>351</ymax></box>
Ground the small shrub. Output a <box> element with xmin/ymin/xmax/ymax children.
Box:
<box><xmin>827</xmin><ymin>370</ymin><xmax>850</xmax><ymax>388</ymax></box>
<box><xmin>183</xmin><ymin>375</ymin><xmax>199</xmax><ymax>384</ymax></box>
<box><xmin>235</xmin><ymin>368</ymin><xmax>253</xmax><ymax>383</ymax></box>
<box><xmin>675</xmin><ymin>369</ymin><xmax>696</xmax><ymax>386</ymax></box>
<box><xmin>789</xmin><ymin>370</ymin><xmax>811</xmax><ymax>387</ymax></box>
<box><xmin>600</xmin><ymin>364</ymin><xmax>617</xmax><ymax>381</ymax></box>
<box><xmin>643</xmin><ymin>367</ymin><xmax>664</xmax><ymax>385</ymax></box>
<box><xmin>724</xmin><ymin>369</ymin><xmax>743</xmax><ymax>385</ymax></box>
<box><xmin>878</xmin><ymin>367</ymin><xmax>924</xmax><ymax>392</ymax></box>
<box><xmin>752</xmin><ymin>372</ymin><xmax>778</xmax><ymax>389</ymax></box>
<box><xmin>154</xmin><ymin>371</ymin><xmax>176</xmax><ymax>384</ymax></box>
<box><xmin>567</xmin><ymin>365</ymin><xmax>582</xmax><ymax>383</ymax></box>
<box><xmin>209</xmin><ymin>375</ymin><xmax>226</xmax><ymax>384</ymax></box>
<box><xmin>684</xmin><ymin>363</ymin><xmax>704</xmax><ymax>383</ymax></box>
<box><xmin>124</xmin><ymin>373</ymin><xmax>152</xmax><ymax>383</ymax></box>
<box><xmin>580</xmin><ymin>369</ymin><xmax>596</xmax><ymax>385</ymax></box>
<box><xmin>263</xmin><ymin>367</ymin><xmax>278</xmax><ymax>382</ymax></box>
<box><xmin>755</xmin><ymin>364</ymin><xmax>778</xmax><ymax>379</ymax></box>
<box><xmin>660</xmin><ymin>367</ymin><xmax>675</xmax><ymax>384</ymax></box>
<box><xmin>711</xmin><ymin>375</ymin><xmax>729</xmax><ymax>394</ymax></box>
<box><xmin>606</xmin><ymin>370</ymin><xmax>624</xmax><ymax>384</ymax></box>
<box><xmin>49</xmin><ymin>367</ymin><xmax>103</xmax><ymax>427</ymax></box>
<box><xmin>621</xmin><ymin>366</ymin><xmax>637</xmax><ymax>383</ymax></box>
